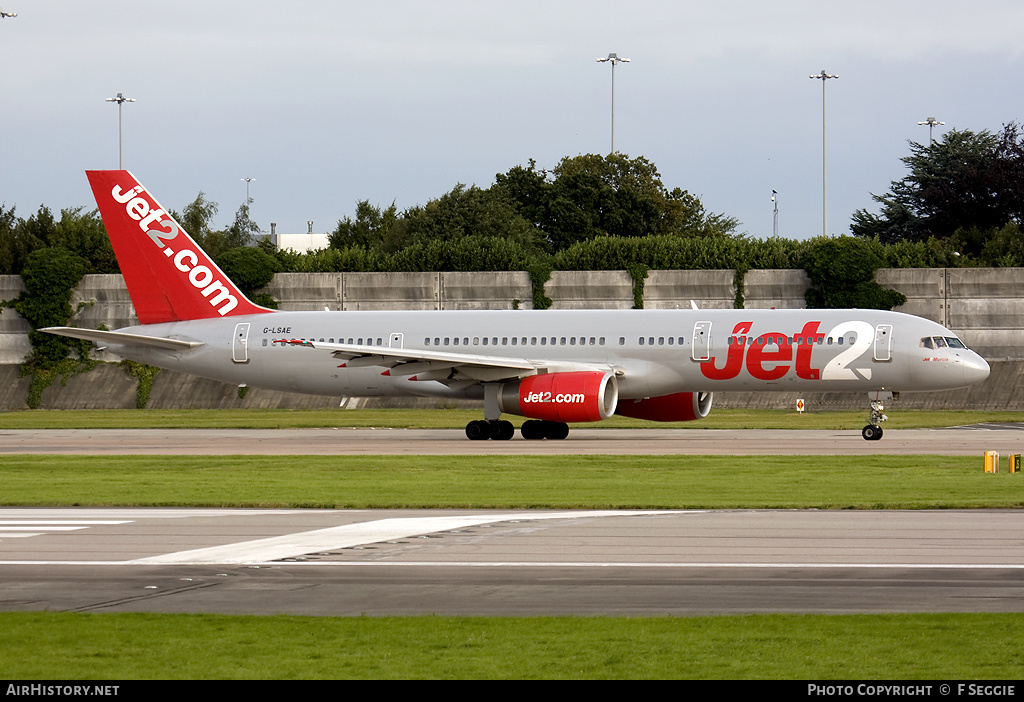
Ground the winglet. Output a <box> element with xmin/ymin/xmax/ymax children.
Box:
<box><xmin>86</xmin><ymin>170</ymin><xmax>269</xmax><ymax>325</ymax></box>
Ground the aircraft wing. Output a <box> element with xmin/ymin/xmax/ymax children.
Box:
<box><xmin>275</xmin><ymin>338</ymin><xmax>607</xmax><ymax>383</ymax></box>
<box><xmin>41</xmin><ymin>327</ymin><xmax>205</xmax><ymax>352</ymax></box>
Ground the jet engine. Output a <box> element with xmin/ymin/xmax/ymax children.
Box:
<box><xmin>615</xmin><ymin>391</ymin><xmax>713</xmax><ymax>422</ymax></box>
<box><xmin>497</xmin><ymin>371</ymin><xmax>618</xmax><ymax>423</ymax></box>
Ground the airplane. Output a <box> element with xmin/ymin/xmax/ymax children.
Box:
<box><xmin>43</xmin><ymin>170</ymin><xmax>991</xmax><ymax>441</ymax></box>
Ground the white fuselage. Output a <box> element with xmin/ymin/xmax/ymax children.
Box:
<box><xmin>102</xmin><ymin>307</ymin><xmax>990</xmax><ymax>402</ymax></box>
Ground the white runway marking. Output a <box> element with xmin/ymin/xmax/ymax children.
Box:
<box><xmin>0</xmin><ymin>519</ymin><xmax>132</xmax><ymax>540</ymax></box>
<box><xmin>128</xmin><ymin>510</ymin><xmax>684</xmax><ymax>565</ymax></box>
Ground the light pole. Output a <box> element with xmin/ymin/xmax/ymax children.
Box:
<box><xmin>596</xmin><ymin>53</ymin><xmax>629</xmax><ymax>154</ymax></box>
<box><xmin>772</xmin><ymin>190</ymin><xmax>779</xmax><ymax>239</ymax></box>
<box><xmin>809</xmin><ymin>70</ymin><xmax>837</xmax><ymax>237</ymax></box>
<box><xmin>917</xmin><ymin>116</ymin><xmax>944</xmax><ymax>146</ymax></box>
<box><xmin>242</xmin><ymin>177</ymin><xmax>255</xmax><ymax>204</ymax></box>
<box><xmin>105</xmin><ymin>92</ymin><xmax>135</xmax><ymax>169</ymax></box>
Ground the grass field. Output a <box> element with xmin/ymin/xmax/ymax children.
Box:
<box><xmin>1</xmin><ymin>454</ymin><xmax>1022</xmax><ymax>509</ymax></box>
<box><xmin>2</xmin><ymin>612</ymin><xmax>1023</xmax><ymax>680</ymax></box>
<box><xmin>0</xmin><ymin>407</ymin><xmax>1021</xmax><ymax>430</ymax></box>
<box><xmin>2</xmin><ymin>408</ymin><xmax>1022</xmax><ymax>679</ymax></box>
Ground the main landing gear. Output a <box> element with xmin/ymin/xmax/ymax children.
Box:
<box><xmin>465</xmin><ymin>419</ymin><xmax>514</xmax><ymax>441</ymax></box>
<box><xmin>464</xmin><ymin>419</ymin><xmax>569</xmax><ymax>441</ymax></box>
<box><xmin>466</xmin><ymin>383</ymin><xmax>570</xmax><ymax>440</ymax></box>
<box><xmin>861</xmin><ymin>396</ymin><xmax>890</xmax><ymax>441</ymax></box>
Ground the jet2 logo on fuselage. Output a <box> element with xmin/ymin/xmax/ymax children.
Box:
<box><xmin>700</xmin><ymin>320</ymin><xmax>875</xmax><ymax>382</ymax></box>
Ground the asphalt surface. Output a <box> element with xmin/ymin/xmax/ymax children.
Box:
<box><xmin>1</xmin><ymin>507</ymin><xmax>1023</xmax><ymax>616</ymax></box>
<box><xmin>2</xmin><ymin>426</ymin><xmax>1022</xmax><ymax>616</ymax></box>
<box><xmin>1</xmin><ymin>425</ymin><xmax>1024</xmax><ymax>455</ymax></box>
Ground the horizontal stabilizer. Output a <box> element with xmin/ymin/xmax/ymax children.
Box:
<box><xmin>41</xmin><ymin>327</ymin><xmax>204</xmax><ymax>352</ymax></box>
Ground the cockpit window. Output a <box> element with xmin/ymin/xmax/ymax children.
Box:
<box><xmin>921</xmin><ymin>335</ymin><xmax>968</xmax><ymax>350</ymax></box>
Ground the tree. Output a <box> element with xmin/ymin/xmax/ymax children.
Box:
<box><xmin>223</xmin><ymin>202</ymin><xmax>261</xmax><ymax>249</ymax></box>
<box><xmin>800</xmin><ymin>237</ymin><xmax>906</xmax><ymax>310</ymax></box>
<box><xmin>51</xmin><ymin>207</ymin><xmax>117</xmax><ymax>274</ymax></box>
<box><xmin>852</xmin><ymin>125</ymin><xmax>1024</xmax><ymax>247</ymax></box>
<box><xmin>12</xmin><ymin>246</ymin><xmax>89</xmax><ymax>365</ymax></box>
<box><xmin>172</xmin><ymin>192</ymin><xmax>219</xmax><ymax>253</ymax></box>
<box><xmin>329</xmin><ymin>200</ymin><xmax>403</xmax><ymax>251</ymax></box>
<box><xmin>0</xmin><ymin>205</ymin><xmax>31</xmax><ymax>275</ymax></box>
<box><xmin>400</xmin><ymin>184</ymin><xmax>543</xmax><ymax>253</ymax></box>
<box><xmin>215</xmin><ymin>246</ymin><xmax>280</xmax><ymax>308</ymax></box>
<box><xmin>494</xmin><ymin>153</ymin><xmax>739</xmax><ymax>251</ymax></box>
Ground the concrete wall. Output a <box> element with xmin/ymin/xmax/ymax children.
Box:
<box><xmin>643</xmin><ymin>270</ymin><xmax>736</xmax><ymax>310</ymax></box>
<box><xmin>0</xmin><ymin>276</ymin><xmax>29</xmax><ymax>365</ymax></box>
<box><xmin>259</xmin><ymin>271</ymin><xmax>532</xmax><ymax>311</ymax></box>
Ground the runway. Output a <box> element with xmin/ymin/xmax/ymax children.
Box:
<box><xmin>1</xmin><ymin>507</ymin><xmax>1023</xmax><ymax>616</ymax></box>
<box><xmin>3</xmin><ymin>426</ymin><xmax>1022</xmax><ymax>616</ymax></box>
<box><xmin>2</xmin><ymin>425</ymin><xmax>1024</xmax><ymax>455</ymax></box>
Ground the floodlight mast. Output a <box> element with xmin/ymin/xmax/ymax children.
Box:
<box><xmin>918</xmin><ymin>116</ymin><xmax>945</xmax><ymax>145</ymax></box>
<box><xmin>809</xmin><ymin>70</ymin><xmax>838</xmax><ymax>237</ymax></box>
<box><xmin>105</xmin><ymin>92</ymin><xmax>136</xmax><ymax>169</ymax></box>
<box><xmin>597</xmin><ymin>53</ymin><xmax>630</xmax><ymax>154</ymax></box>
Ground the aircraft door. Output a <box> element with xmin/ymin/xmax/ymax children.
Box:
<box><xmin>691</xmin><ymin>321</ymin><xmax>712</xmax><ymax>362</ymax></box>
<box><xmin>873</xmin><ymin>324</ymin><xmax>892</xmax><ymax>362</ymax></box>
<box><xmin>389</xmin><ymin>333</ymin><xmax>404</xmax><ymax>348</ymax></box>
<box><xmin>232</xmin><ymin>322</ymin><xmax>250</xmax><ymax>363</ymax></box>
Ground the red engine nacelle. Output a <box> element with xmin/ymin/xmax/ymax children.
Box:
<box><xmin>497</xmin><ymin>371</ymin><xmax>618</xmax><ymax>423</ymax></box>
<box><xmin>615</xmin><ymin>391</ymin><xmax>713</xmax><ymax>422</ymax></box>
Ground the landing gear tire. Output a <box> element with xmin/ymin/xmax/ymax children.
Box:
<box><xmin>490</xmin><ymin>420</ymin><xmax>515</xmax><ymax>441</ymax></box>
<box><xmin>466</xmin><ymin>420</ymin><xmax>491</xmax><ymax>441</ymax></box>
<box><xmin>862</xmin><ymin>424</ymin><xmax>883</xmax><ymax>441</ymax></box>
<box><xmin>466</xmin><ymin>419</ymin><xmax>515</xmax><ymax>441</ymax></box>
<box><xmin>520</xmin><ymin>419</ymin><xmax>569</xmax><ymax>440</ymax></box>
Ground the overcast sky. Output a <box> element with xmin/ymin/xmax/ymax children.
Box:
<box><xmin>2</xmin><ymin>1</ymin><xmax>1022</xmax><ymax>241</ymax></box>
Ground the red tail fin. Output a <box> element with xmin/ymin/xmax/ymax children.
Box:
<box><xmin>87</xmin><ymin>170</ymin><xmax>268</xmax><ymax>324</ymax></box>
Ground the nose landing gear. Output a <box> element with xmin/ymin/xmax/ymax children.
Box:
<box><xmin>862</xmin><ymin>393</ymin><xmax>892</xmax><ymax>441</ymax></box>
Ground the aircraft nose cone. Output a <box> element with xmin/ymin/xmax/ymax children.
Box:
<box><xmin>963</xmin><ymin>354</ymin><xmax>990</xmax><ymax>386</ymax></box>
